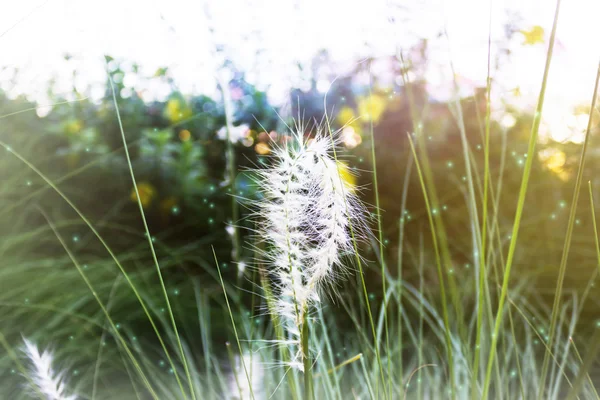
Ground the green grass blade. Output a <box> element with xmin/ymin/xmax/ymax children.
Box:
<box><xmin>366</xmin><ymin>65</ymin><xmax>392</xmax><ymax>399</ymax></box>
<box><xmin>212</xmin><ymin>246</ymin><xmax>255</xmax><ymax>400</ymax></box>
<box><xmin>92</xmin><ymin>276</ymin><xmax>122</xmax><ymax>400</ymax></box>
<box><xmin>41</xmin><ymin>210</ymin><xmax>159</xmax><ymax>399</ymax></box>
<box><xmin>481</xmin><ymin>1</ymin><xmax>562</xmax><ymax>397</ymax></box>
<box><xmin>226</xmin><ymin>341</ymin><xmax>245</xmax><ymax>400</ymax></box>
<box><xmin>302</xmin><ymin>311</ymin><xmax>314</xmax><ymax>400</ymax></box>
<box><xmin>108</xmin><ymin>74</ymin><xmax>196</xmax><ymax>400</ymax></box>
<box><xmin>407</xmin><ymin>133</ymin><xmax>455</xmax><ymax>397</ymax></box>
<box><xmin>323</xmin><ymin>93</ymin><xmax>388</xmax><ymax>399</ymax></box>
<box><xmin>0</xmin><ymin>139</ymin><xmax>188</xmax><ymax>398</ymax></box>
<box><xmin>471</xmin><ymin>2</ymin><xmax>494</xmax><ymax>398</ymax></box>
<box><xmin>218</xmin><ymin>76</ymin><xmax>242</xmax><ymax>276</ymax></box>
<box><xmin>538</xmin><ymin>59</ymin><xmax>600</xmax><ymax>398</ymax></box>
<box><xmin>564</xmin><ymin>330</ymin><xmax>600</xmax><ymax>400</ymax></box>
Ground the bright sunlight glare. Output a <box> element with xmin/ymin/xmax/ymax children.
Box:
<box><xmin>0</xmin><ymin>0</ymin><xmax>599</xmax><ymax>143</ymax></box>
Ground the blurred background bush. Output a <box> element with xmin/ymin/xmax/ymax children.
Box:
<box><xmin>2</xmin><ymin>40</ymin><xmax>600</xmax><ymax>318</ymax></box>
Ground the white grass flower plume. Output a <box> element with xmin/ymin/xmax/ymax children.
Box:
<box><xmin>22</xmin><ymin>337</ymin><xmax>77</xmax><ymax>400</ymax></box>
<box><xmin>253</xmin><ymin>127</ymin><xmax>369</xmax><ymax>371</ymax></box>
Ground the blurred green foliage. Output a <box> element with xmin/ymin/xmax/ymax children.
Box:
<box><xmin>1</xmin><ymin>51</ymin><xmax>600</xmax><ymax>321</ymax></box>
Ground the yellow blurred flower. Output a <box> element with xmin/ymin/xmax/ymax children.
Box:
<box><xmin>520</xmin><ymin>25</ymin><xmax>544</xmax><ymax>45</ymax></box>
<box><xmin>539</xmin><ymin>148</ymin><xmax>569</xmax><ymax>181</ymax></box>
<box><xmin>64</xmin><ymin>119</ymin><xmax>83</xmax><ymax>135</ymax></box>
<box><xmin>512</xmin><ymin>86</ymin><xmax>522</xmax><ymax>97</ymax></box>
<box><xmin>337</xmin><ymin>161</ymin><xmax>356</xmax><ymax>191</ymax></box>
<box><xmin>255</xmin><ymin>142</ymin><xmax>271</xmax><ymax>155</ymax></box>
<box><xmin>131</xmin><ymin>182</ymin><xmax>156</xmax><ymax>208</ymax></box>
<box><xmin>337</xmin><ymin>106</ymin><xmax>357</xmax><ymax>128</ymax></box>
<box><xmin>179</xmin><ymin>129</ymin><xmax>191</xmax><ymax>142</ymax></box>
<box><xmin>358</xmin><ymin>94</ymin><xmax>387</xmax><ymax>124</ymax></box>
<box><xmin>165</xmin><ymin>98</ymin><xmax>193</xmax><ymax>123</ymax></box>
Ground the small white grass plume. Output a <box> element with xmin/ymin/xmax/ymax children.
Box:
<box><xmin>253</xmin><ymin>127</ymin><xmax>369</xmax><ymax>371</ymax></box>
<box><xmin>22</xmin><ymin>337</ymin><xmax>77</xmax><ymax>400</ymax></box>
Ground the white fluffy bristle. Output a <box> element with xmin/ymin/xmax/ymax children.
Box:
<box><xmin>253</xmin><ymin>129</ymin><xmax>369</xmax><ymax>370</ymax></box>
<box><xmin>22</xmin><ymin>338</ymin><xmax>77</xmax><ymax>400</ymax></box>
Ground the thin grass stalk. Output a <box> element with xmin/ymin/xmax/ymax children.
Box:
<box><xmin>212</xmin><ymin>246</ymin><xmax>255</xmax><ymax>400</ymax></box>
<box><xmin>301</xmin><ymin>311</ymin><xmax>314</xmax><ymax>400</ymax></box>
<box><xmin>471</xmin><ymin>1</ymin><xmax>494</xmax><ymax>397</ymax></box>
<box><xmin>445</xmin><ymin>36</ymin><xmax>487</xmax><ymax>359</ymax></box>
<box><xmin>316</xmin><ymin>307</ymin><xmax>342</xmax><ymax>397</ymax></box>
<box><xmin>590</xmin><ymin>181</ymin><xmax>600</xmax><ymax>285</ymax></box>
<box><xmin>219</xmin><ymin>75</ymin><xmax>242</xmax><ymax>277</ymax></box>
<box><xmin>119</xmin><ymin>344</ymin><xmax>144</xmax><ymax>400</ymax></box>
<box><xmin>0</xmin><ymin>141</ymin><xmax>186</xmax><ymax>395</ymax></box>
<box><xmin>260</xmin><ymin>270</ymin><xmax>300</xmax><ymax>399</ymax></box>
<box><xmin>570</xmin><ymin>337</ymin><xmax>600</xmax><ymax>400</ymax></box>
<box><xmin>360</xmin><ymin>354</ymin><xmax>376</xmax><ymax>400</ymax></box>
<box><xmin>398</xmin><ymin>52</ymin><xmax>463</xmax><ymax>388</ymax></box>
<box><xmin>195</xmin><ymin>283</ymin><xmax>214</xmax><ymax>398</ymax></box>
<box><xmin>108</xmin><ymin>74</ymin><xmax>196</xmax><ymax>400</ymax></box>
<box><xmin>565</xmin><ymin>330</ymin><xmax>600</xmax><ymax>400</ymax></box>
<box><xmin>323</xmin><ymin>95</ymin><xmax>388</xmax><ymax>399</ymax></box>
<box><xmin>538</xmin><ymin>59</ymin><xmax>600</xmax><ymax>398</ymax></box>
<box><xmin>226</xmin><ymin>342</ymin><xmax>244</xmax><ymax>400</ymax></box>
<box><xmin>92</xmin><ymin>276</ymin><xmax>122</xmax><ymax>400</ymax></box>
<box><xmin>481</xmin><ymin>1</ymin><xmax>562</xmax><ymax>397</ymax></box>
<box><xmin>42</xmin><ymin>211</ymin><xmax>159</xmax><ymax>399</ymax></box>
<box><xmin>418</xmin><ymin>232</ymin><xmax>425</xmax><ymax>400</ymax></box>
<box><xmin>407</xmin><ymin>134</ymin><xmax>456</xmax><ymax>398</ymax></box>
<box><xmin>507</xmin><ymin>297</ymin><xmax>574</xmax><ymax>391</ymax></box>
<box><xmin>366</xmin><ymin>64</ymin><xmax>392</xmax><ymax>399</ymax></box>
<box><xmin>256</xmin><ymin>237</ymin><xmax>297</xmax><ymax>397</ymax></box>
<box><xmin>397</xmin><ymin>152</ymin><xmax>413</xmax><ymax>397</ymax></box>
<box><xmin>445</xmin><ymin>49</ymin><xmax>505</xmax><ymax>395</ymax></box>
<box><xmin>507</xmin><ymin>304</ymin><xmax>526</xmax><ymax>399</ymax></box>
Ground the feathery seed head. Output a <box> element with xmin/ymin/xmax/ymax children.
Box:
<box><xmin>22</xmin><ymin>338</ymin><xmax>77</xmax><ymax>400</ymax></box>
<box><xmin>252</xmin><ymin>128</ymin><xmax>369</xmax><ymax>370</ymax></box>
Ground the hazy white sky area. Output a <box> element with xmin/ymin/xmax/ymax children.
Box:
<box><xmin>0</xmin><ymin>0</ymin><xmax>599</xmax><ymax>142</ymax></box>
